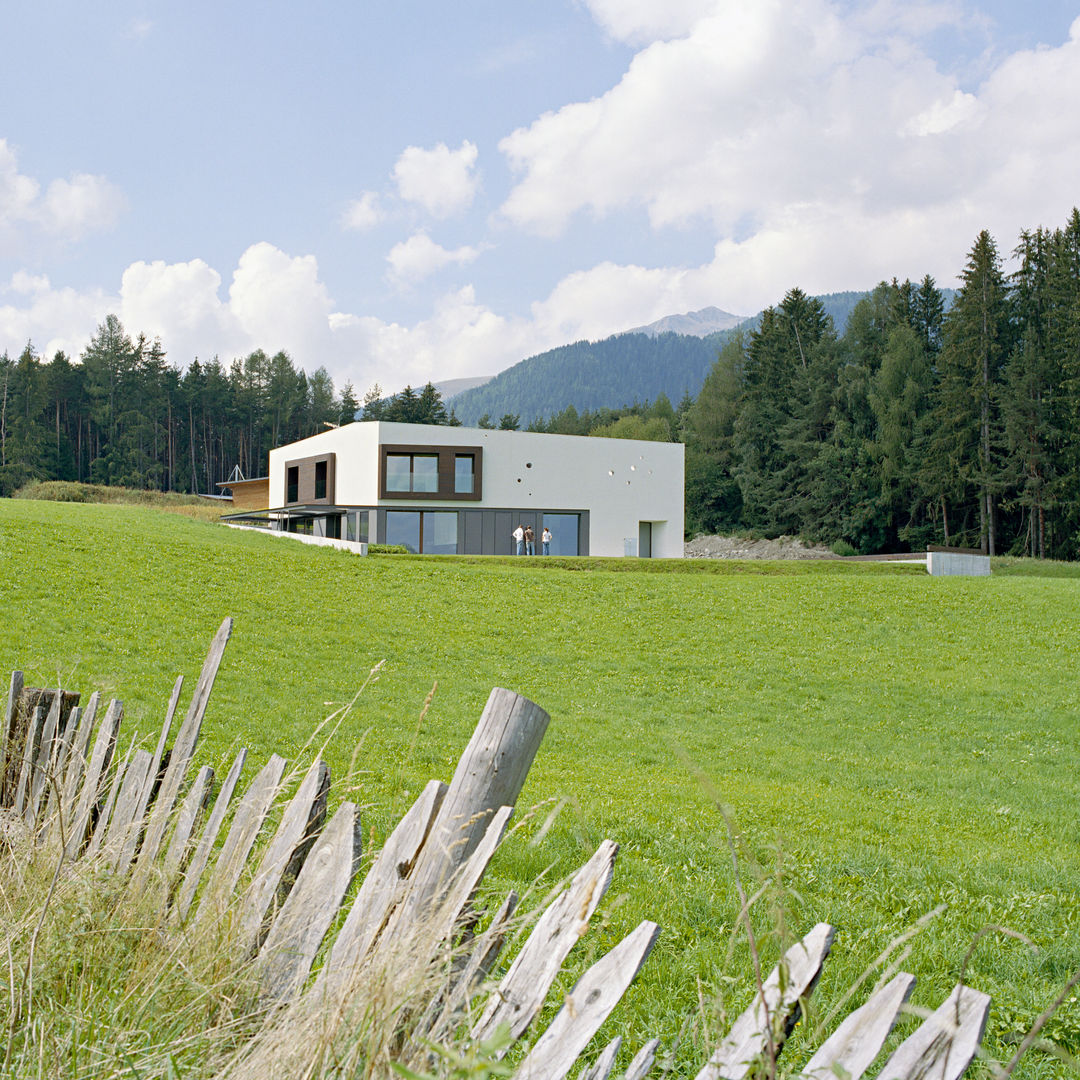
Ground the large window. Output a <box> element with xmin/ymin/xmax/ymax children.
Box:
<box><xmin>542</xmin><ymin>513</ymin><xmax>579</xmax><ymax>556</ymax></box>
<box><xmin>380</xmin><ymin>444</ymin><xmax>482</xmax><ymax>500</ymax></box>
<box><xmin>386</xmin><ymin>453</ymin><xmax>439</xmax><ymax>493</ymax></box>
<box><xmin>386</xmin><ymin>511</ymin><xmax>458</xmax><ymax>554</ymax></box>
<box><xmin>314</xmin><ymin>460</ymin><xmax>328</xmax><ymax>499</ymax></box>
<box><xmin>286</xmin><ymin>466</ymin><xmax>299</xmax><ymax>504</ymax></box>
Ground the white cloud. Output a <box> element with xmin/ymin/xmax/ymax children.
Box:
<box><xmin>393</xmin><ymin>140</ymin><xmax>480</xmax><ymax>218</ymax></box>
<box><xmin>342</xmin><ymin>191</ymin><xmax>381</xmax><ymax>231</ymax></box>
<box><xmin>0</xmin><ymin>139</ymin><xmax>124</xmax><ymax>246</ymax></box>
<box><xmin>498</xmin><ymin>0</ymin><xmax>1080</xmax><ymax>269</ymax></box>
<box><xmin>386</xmin><ymin>232</ymin><xmax>482</xmax><ymax>283</ymax></box>
<box><xmin>582</xmin><ymin>0</ymin><xmax>719</xmax><ymax>44</ymax></box>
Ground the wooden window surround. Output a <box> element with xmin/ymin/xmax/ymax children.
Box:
<box><xmin>379</xmin><ymin>444</ymin><xmax>483</xmax><ymax>501</ymax></box>
<box><xmin>283</xmin><ymin>453</ymin><xmax>336</xmax><ymax>505</ymax></box>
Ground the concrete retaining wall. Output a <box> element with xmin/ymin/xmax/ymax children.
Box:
<box><xmin>927</xmin><ymin>551</ymin><xmax>990</xmax><ymax>576</ymax></box>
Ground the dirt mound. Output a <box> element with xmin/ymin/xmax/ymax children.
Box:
<box><xmin>684</xmin><ymin>534</ymin><xmax>839</xmax><ymax>560</ymax></box>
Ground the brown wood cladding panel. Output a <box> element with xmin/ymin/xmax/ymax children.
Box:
<box><xmin>284</xmin><ymin>454</ymin><xmax>335</xmax><ymax>506</ymax></box>
<box><xmin>228</xmin><ymin>479</ymin><xmax>270</xmax><ymax>511</ymax></box>
<box><xmin>379</xmin><ymin>444</ymin><xmax>482</xmax><ymax>501</ymax></box>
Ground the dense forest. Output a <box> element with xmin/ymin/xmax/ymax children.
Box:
<box><xmin>0</xmin><ymin>319</ymin><xmax>454</xmax><ymax>498</ymax></box>
<box><xmin>3</xmin><ymin>213</ymin><xmax>1079</xmax><ymax>558</ymax></box>
<box><xmin>679</xmin><ymin>213</ymin><xmax>1080</xmax><ymax>558</ymax></box>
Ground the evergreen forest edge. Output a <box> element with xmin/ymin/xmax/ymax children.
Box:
<box><xmin>3</xmin><ymin>214</ymin><xmax>1079</xmax><ymax>559</ymax></box>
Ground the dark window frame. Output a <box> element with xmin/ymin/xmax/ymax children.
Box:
<box><xmin>379</xmin><ymin>444</ymin><xmax>482</xmax><ymax>501</ymax></box>
<box><xmin>283</xmin><ymin>453</ymin><xmax>336</xmax><ymax>506</ymax></box>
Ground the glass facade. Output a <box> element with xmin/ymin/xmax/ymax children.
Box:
<box><xmin>386</xmin><ymin>511</ymin><xmax>422</xmax><ymax>552</ymax></box>
<box><xmin>385</xmin><ymin>510</ymin><xmax>458</xmax><ymax>553</ymax></box>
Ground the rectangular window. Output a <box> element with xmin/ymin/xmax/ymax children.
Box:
<box><xmin>286</xmin><ymin>466</ymin><xmax>299</xmax><ymax>504</ymax></box>
<box><xmin>385</xmin><ymin>452</ymin><xmax>439</xmax><ymax>493</ymax></box>
<box><xmin>386</xmin><ymin>511</ymin><xmax>421</xmax><ymax>553</ymax></box>
<box><xmin>386</xmin><ymin>510</ymin><xmax>458</xmax><ymax>553</ymax></box>
<box><xmin>345</xmin><ymin>511</ymin><xmax>369</xmax><ymax>544</ymax></box>
<box><xmin>386</xmin><ymin>454</ymin><xmax>411</xmax><ymax>492</ymax></box>
<box><xmin>423</xmin><ymin>511</ymin><xmax>458</xmax><ymax>554</ymax></box>
<box><xmin>454</xmin><ymin>454</ymin><xmax>474</xmax><ymax>494</ymax></box>
<box><xmin>413</xmin><ymin>454</ymin><xmax>439</xmax><ymax>492</ymax></box>
<box><xmin>542</xmin><ymin>513</ymin><xmax>579</xmax><ymax>556</ymax></box>
<box><xmin>314</xmin><ymin>460</ymin><xmax>328</xmax><ymax>500</ymax></box>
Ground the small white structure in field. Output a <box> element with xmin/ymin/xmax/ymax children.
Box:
<box><xmin>231</xmin><ymin>421</ymin><xmax>684</xmax><ymax>558</ymax></box>
<box><xmin>926</xmin><ymin>549</ymin><xmax>991</xmax><ymax>576</ymax></box>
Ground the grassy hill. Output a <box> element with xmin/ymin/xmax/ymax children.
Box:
<box><xmin>2</xmin><ymin>498</ymin><xmax>1078</xmax><ymax>1075</ymax></box>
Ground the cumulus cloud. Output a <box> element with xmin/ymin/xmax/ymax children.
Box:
<box><xmin>386</xmin><ymin>232</ymin><xmax>482</xmax><ymax>283</ymax></box>
<box><xmin>342</xmin><ymin>191</ymin><xmax>381</xmax><ymax>231</ymax></box>
<box><xmin>393</xmin><ymin>140</ymin><xmax>480</xmax><ymax>218</ymax></box>
<box><xmin>498</xmin><ymin>0</ymin><xmax>1080</xmax><ymax>288</ymax></box>
<box><xmin>0</xmin><ymin>139</ymin><xmax>124</xmax><ymax>247</ymax></box>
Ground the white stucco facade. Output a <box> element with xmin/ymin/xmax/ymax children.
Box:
<box><xmin>264</xmin><ymin>421</ymin><xmax>684</xmax><ymax>558</ymax></box>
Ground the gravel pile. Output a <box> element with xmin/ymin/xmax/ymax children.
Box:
<box><xmin>684</xmin><ymin>534</ymin><xmax>839</xmax><ymax>559</ymax></box>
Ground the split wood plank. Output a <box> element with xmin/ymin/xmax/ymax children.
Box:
<box><xmin>0</xmin><ymin>670</ymin><xmax>23</xmax><ymax>806</ymax></box>
<box><xmin>874</xmin><ymin>984</ymin><xmax>991</xmax><ymax>1080</ymax></box>
<box><xmin>114</xmin><ymin>675</ymin><xmax>183</xmax><ymax>875</ymax></box>
<box><xmin>315</xmin><ymin>778</ymin><xmax>447</xmax><ymax>996</ymax></box>
<box><xmin>175</xmin><ymin>750</ymin><xmax>247</xmax><ymax>920</ymax></box>
<box><xmin>49</xmin><ymin>692</ymin><xmax>99</xmax><ymax>849</ymax></box>
<box><xmin>35</xmin><ymin>703</ymin><xmax>80</xmax><ymax>842</ymax></box>
<box><xmin>64</xmin><ymin>698</ymin><xmax>123</xmax><ymax>860</ymax></box>
<box><xmin>623</xmin><ymin>1038</ymin><xmax>661</xmax><ymax>1080</ymax></box>
<box><xmin>13</xmin><ymin>705</ymin><xmax>46</xmax><ymax>817</ymax></box>
<box><xmin>132</xmin><ymin>617</ymin><xmax>232</xmax><ymax>885</ymax></box>
<box><xmin>162</xmin><ymin>763</ymin><xmax>215</xmax><ymax>877</ymax></box>
<box><xmin>513</xmin><ymin>919</ymin><xmax>661</xmax><ymax>1080</ymax></box>
<box><xmin>802</xmin><ymin>973</ymin><xmax>917</xmax><ymax>1080</ymax></box>
<box><xmin>25</xmin><ymin>691</ymin><xmax>63</xmax><ymax>826</ymax></box>
<box><xmin>86</xmin><ymin>744</ymin><xmax>134</xmax><ymax>858</ymax></box>
<box><xmin>415</xmin><ymin>889</ymin><xmax>518</xmax><ymax>1050</ymax></box>
<box><xmin>396</xmin><ymin>689</ymin><xmax>548</xmax><ymax>923</ymax></box>
<box><xmin>194</xmin><ymin>752</ymin><xmax>286</xmax><ymax>927</ymax></box>
<box><xmin>378</xmin><ymin>803</ymin><xmax>514</xmax><ymax>965</ymax></box>
<box><xmin>474</xmin><ymin>839</ymin><xmax>619</xmax><ymax>1044</ymax></box>
<box><xmin>105</xmin><ymin>748</ymin><xmax>155</xmax><ymax>869</ymax></box>
<box><xmin>255</xmin><ymin>799</ymin><xmax>363</xmax><ymax>1002</ymax></box>
<box><xmin>236</xmin><ymin>758</ymin><xmax>330</xmax><ymax>955</ymax></box>
<box><xmin>580</xmin><ymin>1037</ymin><xmax>622</xmax><ymax>1080</ymax></box>
<box><xmin>695</xmin><ymin>922</ymin><xmax>835</xmax><ymax>1080</ymax></box>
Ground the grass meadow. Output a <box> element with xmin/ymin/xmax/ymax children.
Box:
<box><xmin>2</xmin><ymin>496</ymin><xmax>1079</xmax><ymax>1077</ymax></box>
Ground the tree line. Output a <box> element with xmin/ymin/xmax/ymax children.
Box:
<box><xmin>0</xmin><ymin>317</ymin><xmax>454</xmax><ymax>497</ymax></box>
<box><xmin>681</xmin><ymin>212</ymin><xmax>1080</xmax><ymax>558</ymax></box>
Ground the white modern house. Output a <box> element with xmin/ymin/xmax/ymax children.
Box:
<box><xmin>230</xmin><ymin>421</ymin><xmax>684</xmax><ymax>558</ymax></box>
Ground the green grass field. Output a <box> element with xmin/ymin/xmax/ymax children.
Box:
<box><xmin>2</xmin><ymin>497</ymin><xmax>1079</xmax><ymax>1077</ymax></box>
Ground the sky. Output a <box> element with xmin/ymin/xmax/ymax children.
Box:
<box><xmin>3</xmin><ymin>0</ymin><xmax>1080</xmax><ymax>395</ymax></box>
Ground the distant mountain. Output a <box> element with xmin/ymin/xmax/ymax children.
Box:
<box><xmin>451</xmin><ymin>330</ymin><xmax>735</xmax><ymax>427</ymax></box>
<box><xmin>436</xmin><ymin>375</ymin><xmax>494</xmax><ymax>400</ymax></box>
<box><xmin>625</xmin><ymin>305</ymin><xmax>749</xmax><ymax>338</ymax></box>
<box><xmin>447</xmin><ymin>289</ymin><xmax>956</xmax><ymax>428</ymax></box>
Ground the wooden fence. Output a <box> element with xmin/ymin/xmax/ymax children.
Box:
<box><xmin>0</xmin><ymin>617</ymin><xmax>992</xmax><ymax>1080</ymax></box>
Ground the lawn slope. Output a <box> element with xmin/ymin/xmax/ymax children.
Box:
<box><xmin>2</xmin><ymin>498</ymin><xmax>1078</xmax><ymax>1074</ymax></box>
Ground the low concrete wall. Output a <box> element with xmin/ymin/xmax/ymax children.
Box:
<box><xmin>927</xmin><ymin>551</ymin><xmax>990</xmax><ymax>576</ymax></box>
<box><xmin>225</xmin><ymin>523</ymin><xmax>367</xmax><ymax>556</ymax></box>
